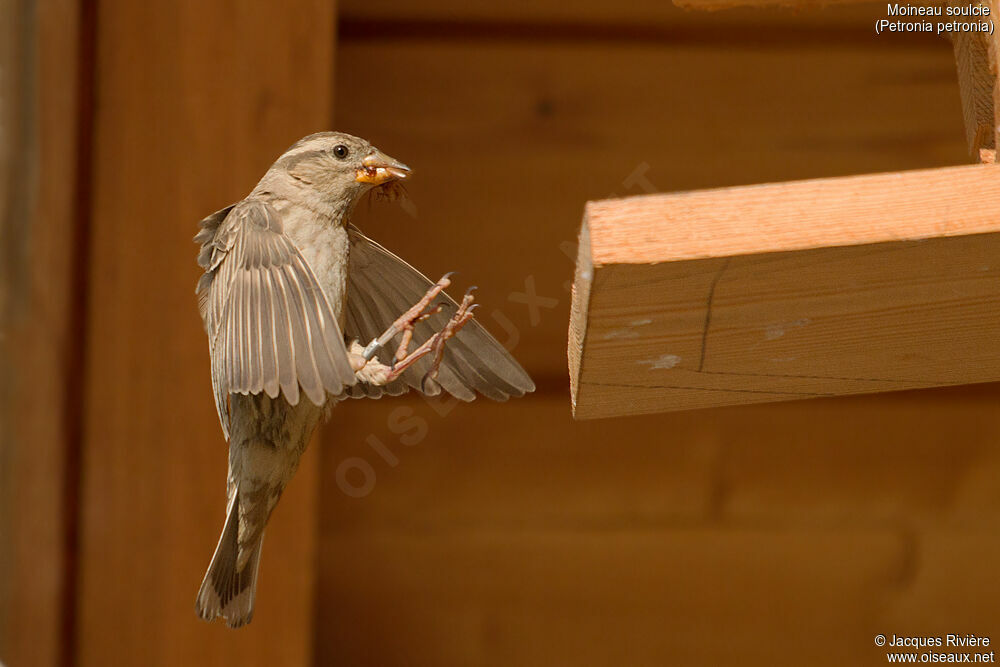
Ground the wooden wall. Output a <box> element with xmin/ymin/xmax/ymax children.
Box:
<box><xmin>1</xmin><ymin>1</ymin><xmax>83</xmax><ymax>664</ymax></box>
<box><xmin>74</xmin><ymin>2</ymin><xmax>338</xmax><ymax>665</ymax></box>
<box><xmin>4</xmin><ymin>1</ymin><xmax>337</xmax><ymax>666</ymax></box>
<box><xmin>6</xmin><ymin>2</ymin><xmax>998</xmax><ymax>666</ymax></box>
<box><xmin>319</xmin><ymin>3</ymin><xmax>1000</xmax><ymax>666</ymax></box>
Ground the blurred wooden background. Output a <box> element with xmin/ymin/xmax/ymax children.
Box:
<box><xmin>4</xmin><ymin>0</ymin><xmax>1000</xmax><ymax>666</ymax></box>
<box><xmin>322</xmin><ymin>2</ymin><xmax>1000</xmax><ymax>666</ymax></box>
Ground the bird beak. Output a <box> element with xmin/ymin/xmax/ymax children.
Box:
<box><xmin>356</xmin><ymin>150</ymin><xmax>411</xmax><ymax>185</ymax></box>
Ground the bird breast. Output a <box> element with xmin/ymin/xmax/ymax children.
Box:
<box><xmin>278</xmin><ymin>202</ymin><xmax>351</xmax><ymax>328</ymax></box>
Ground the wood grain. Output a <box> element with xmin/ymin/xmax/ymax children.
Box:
<box><xmin>336</xmin><ymin>39</ymin><xmax>966</xmax><ymax>382</ymax></box>
<box><xmin>318</xmin><ymin>388</ymin><xmax>1000</xmax><ymax>666</ymax></box>
<box><xmin>1</xmin><ymin>0</ymin><xmax>84</xmax><ymax>664</ymax></box>
<box><xmin>325</xmin><ymin>13</ymin><xmax>999</xmax><ymax>665</ymax></box>
<box><xmin>990</xmin><ymin>0</ymin><xmax>1000</xmax><ymax>149</ymax></box>
<box><xmin>569</xmin><ymin>164</ymin><xmax>1000</xmax><ymax>418</ymax></box>
<box><xmin>75</xmin><ymin>1</ymin><xmax>334</xmax><ymax>664</ymax></box>
<box><xmin>340</xmin><ymin>0</ymin><xmax>880</xmax><ymax>28</ymax></box>
<box><xmin>674</xmin><ymin>0</ymin><xmax>871</xmax><ymax>7</ymax></box>
<box><xmin>947</xmin><ymin>4</ymin><xmax>996</xmax><ymax>156</ymax></box>
<box><xmin>322</xmin><ymin>529</ymin><xmax>904</xmax><ymax>666</ymax></box>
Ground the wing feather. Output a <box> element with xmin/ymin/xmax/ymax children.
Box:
<box><xmin>259</xmin><ymin>269</ymin><xmax>279</xmax><ymax>398</ymax></box>
<box><xmin>270</xmin><ymin>269</ymin><xmax>298</xmax><ymax>404</ymax></box>
<box><xmin>249</xmin><ymin>267</ymin><xmax>263</xmax><ymax>394</ymax></box>
<box><xmin>345</xmin><ymin>225</ymin><xmax>534</xmax><ymax>401</ymax></box>
<box><xmin>195</xmin><ymin>200</ymin><xmax>356</xmax><ymax>438</ymax></box>
<box><xmin>351</xmin><ymin>246</ymin><xmax>515</xmax><ymax>399</ymax></box>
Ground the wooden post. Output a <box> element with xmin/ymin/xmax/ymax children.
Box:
<box><xmin>74</xmin><ymin>2</ymin><xmax>335</xmax><ymax>665</ymax></box>
<box><xmin>990</xmin><ymin>0</ymin><xmax>1000</xmax><ymax>149</ymax></box>
<box><xmin>950</xmin><ymin>28</ymin><xmax>996</xmax><ymax>158</ymax></box>
<box><xmin>674</xmin><ymin>0</ymin><xmax>886</xmax><ymax>9</ymax></box>
<box><xmin>1</xmin><ymin>1</ymin><xmax>85</xmax><ymax>665</ymax></box>
<box><xmin>569</xmin><ymin>164</ymin><xmax>1000</xmax><ymax>419</ymax></box>
<box><xmin>945</xmin><ymin>1</ymin><xmax>998</xmax><ymax>160</ymax></box>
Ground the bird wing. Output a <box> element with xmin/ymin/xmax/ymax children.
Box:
<box><xmin>343</xmin><ymin>225</ymin><xmax>535</xmax><ymax>401</ymax></box>
<box><xmin>195</xmin><ymin>200</ymin><xmax>357</xmax><ymax>438</ymax></box>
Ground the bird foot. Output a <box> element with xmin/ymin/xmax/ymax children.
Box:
<box><xmin>361</xmin><ymin>273</ymin><xmax>451</xmax><ymax>362</ymax></box>
<box><xmin>387</xmin><ymin>289</ymin><xmax>477</xmax><ymax>388</ymax></box>
<box><xmin>359</xmin><ymin>274</ymin><xmax>477</xmax><ymax>388</ymax></box>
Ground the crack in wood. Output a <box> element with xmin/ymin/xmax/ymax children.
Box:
<box><xmin>697</xmin><ymin>369</ymin><xmax>929</xmax><ymax>385</ymax></box>
<box><xmin>697</xmin><ymin>257</ymin><xmax>730</xmax><ymax>372</ymax></box>
<box><xmin>583</xmin><ymin>380</ymin><xmax>833</xmax><ymax>397</ymax></box>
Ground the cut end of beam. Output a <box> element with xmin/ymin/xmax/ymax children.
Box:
<box><xmin>568</xmin><ymin>220</ymin><xmax>593</xmax><ymax>416</ymax></box>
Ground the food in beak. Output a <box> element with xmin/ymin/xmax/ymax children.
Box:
<box><xmin>356</xmin><ymin>152</ymin><xmax>411</xmax><ymax>185</ymax></box>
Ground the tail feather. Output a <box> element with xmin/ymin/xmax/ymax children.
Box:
<box><xmin>196</xmin><ymin>494</ymin><xmax>263</xmax><ymax>628</ymax></box>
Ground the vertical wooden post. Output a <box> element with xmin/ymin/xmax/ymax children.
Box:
<box><xmin>990</xmin><ymin>0</ymin><xmax>1000</xmax><ymax>150</ymax></box>
<box><xmin>1</xmin><ymin>1</ymin><xmax>86</xmax><ymax>665</ymax></box>
<box><xmin>947</xmin><ymin>1</ymin><xmax>999</xmax><ymax>161</ymax></box>
<box><xmin>75</xmin><ymin>2</ymin><xmax>335</xmax><ymax>665</ymax></box>
<box><xmin>950</xmin><ymin>30</ymin><xmax>995</xmax><ymax>156</ymax></box>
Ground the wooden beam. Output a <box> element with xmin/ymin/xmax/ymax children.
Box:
<box><xmin>950</xmin><ymin>29</ymin><xmax>996</xmax><ymax>157</ymax></box>
<box><xmin>340</xmin><ymin>0</ymin><xmax>877</xmax><ymax>28</ymax></box>
<box><xmin>569</xmin><ymin>164</ymin><xmax>1000</xmax><ymax>419</ymax></box>
<box><xmin>945</xmin><ymin>2</ymin><xmax>997</xmax><ymax>159</ymax></box>
<box><xmin>1</xmin><ymin>0</ymin><xmax>85</xmax><ymax>665</ymax></box>
<box><xmin>990</xmin><ymin>0</ymin><xmax>1000</xmax><ymax>149</ymax></box>
<box><xmin>672</xmin><ymin>0</ymin><xmax>939</xmax><ymax>9</ymax></box>
<box><xmin>75</xmin><ymin>1</ymin><xmax>334</xmax><ymax>665</ymax></box>
<box><xmin>673</xmin><ymin>0</ymin><xmax>880</xmax><ymax>9</ymax></box>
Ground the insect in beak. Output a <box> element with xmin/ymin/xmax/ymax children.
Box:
<box><xmin>356</xmin><ymin>150</ymin><xmax>411</xmax><ymax>185</ymax></box>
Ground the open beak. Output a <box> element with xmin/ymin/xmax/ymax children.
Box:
<box><xmin>356</xmin><ymin>150</ymin><xmax>411</xmax><ymax>185</ymax></box>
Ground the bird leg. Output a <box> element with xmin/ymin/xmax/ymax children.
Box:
<box><xmin>360</xmin><ymin>273</ymin><xmax>452</xmax><ymax>363</ymax></box>
<box><xmin>385</xmin><ymin>290</ymin><xmax>476</xmax><ymax>386</ymax></box>
<box><xmin>352</xmin><ymin>274</ymin><xmax>477</xmax><ymax>389</ymax></box>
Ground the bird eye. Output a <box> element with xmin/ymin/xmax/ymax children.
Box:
<box><xmin>332</xmin><ymin>144</ymin><xmax>349</xmax><ymax>159</ymax></box>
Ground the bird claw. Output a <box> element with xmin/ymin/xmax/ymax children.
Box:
<box><xmin>362</xmin><ymin>273</ymin><xmax>453</xmax><ymax>362</ymax></box>
<box><xmin>383</xmin><ymin>288</ymin><xmax>477</xmax><ymax>384</ymax></box>
<box><xmin>420</xmin><ymin>374</ymin><xmax>442</xmax><ymax>396</ymax></box>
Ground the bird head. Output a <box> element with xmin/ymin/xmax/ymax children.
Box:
<box><xmin>263</xmin><ymin>131</ymin><xmax>411</xmax><ymax>212</ymax></box>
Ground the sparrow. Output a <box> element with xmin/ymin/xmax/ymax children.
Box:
<box><xmin>193</xmin><ymin>132</ymin><xmax>534</xmax><ymax>627</ymax></box>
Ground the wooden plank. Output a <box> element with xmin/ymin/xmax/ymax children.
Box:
<box><xmin>990</xmin><ymin>0</ymin><xmax>1000</xmax><ymax>149</ymax></box>
<box><xmin>317</xmin><ymin>386</ymin><xmax>1000</xmax><ymax>664</ymax></box>
<box><xmin>886</xmin><ymin>531</ymin><xmax>1000</xmax><ymax>633</ymax></box>
<box><xmin>319</xmin><ymin>385</ymin><xmax>1000</xmax><ymax>531</ymax></box>
<box><xmin>319</xmin><ymin>395</ymin><xmax>722</xmax><ymax>533</ymax></box>
<box><xmin>569</xmin><ymin>164</ymin><xmax>1000</xmax><ymax>419</ymax></box>
<box><xmin>674</xmin><ymin>0</ymin><xmax>933</xmax><ymax>8</ymax></box>
<box><xmin>0</xmin><ymin>0</ymin><xmax>85</xmax><ymax>665</ymax></box>
<box><xmin>950</xmin><ymin>31</ymin><xmax>995</xmax><ymax>156</ymax></box>
<box><xmin>339</xmin><ymin>0</ymin><xmax>877</xmax><ymax>27</ymax></box>
<box><xmin>316</xmin><ymin>385</ymin><xmax>1000</xmax><ymax>665</ymax></box>
<box><xmin>674</xmin><ymin>0</ymin><xmax>862</xmax><ymax>7</ymax></box>
<box><xmin>75</xmin><ymin>1</ymin><xmax>334</xmax><ymax>665</ymax></box>
<box><xmin>320</xmin><ymin>528</ymin><xmax>902</xmax><ymax>666</ymax></box>
<box><xmin>946</xmin><ymin>2</ymin><xmax>997</xmax><ymax>157</ymax></box>
<box><xmin>336</xmin><ymin>40</ymin><xmax>965</xmax><ymax>382</ymax></box>
<box><xmin>718</xmin><ymin>384</ymin><xmax>1000</xmax><ymax>522</ymax></box>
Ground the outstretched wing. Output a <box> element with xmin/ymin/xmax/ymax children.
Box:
<box><xmin>195</xmin><ymin>200</ymin><xmax>356</xmax><ymax>438</ymax></box>
<box><xmin>344</xmin><ymin>225</ymin><xmax>535</xmax><ymax>401</ymax></box>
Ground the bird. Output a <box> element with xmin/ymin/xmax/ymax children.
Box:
<box><xmin>192</xmin><ymin>131</ymin><xmax>535</xmax><ymax>627</ymax></box>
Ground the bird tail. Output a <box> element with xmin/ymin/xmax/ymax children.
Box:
<box><xmin>195</xmin><ymin>493</ymin><xmax>263</xmax><ymax>628</ymax></box>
